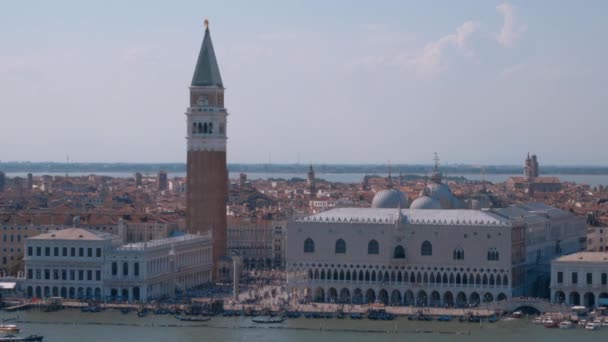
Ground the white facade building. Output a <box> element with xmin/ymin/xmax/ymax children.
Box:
<box><xmin>550</xmin><ymin>252</ymin><xmax>608</xmax><ymax>307</ymax></box>
<box><xmin>23</xmin><ymin>228</ymin><xmax>212</xmax><ymax>302</ymax></box>
<box><xmin>286</xmin><ymin>204</ymin><xmax>585</xmax><ymax>306</ymax></box>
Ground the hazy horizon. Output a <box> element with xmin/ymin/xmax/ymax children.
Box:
<box><xmin>2</xmin><ymin>1</ymin><xmax>607</xmax><ymax>165</ymax></box>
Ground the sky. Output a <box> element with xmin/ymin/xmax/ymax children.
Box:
<box><xmin>1</xmin><ymin>1</ymin><xmax>607</xmax><ymax>165</ymax></box>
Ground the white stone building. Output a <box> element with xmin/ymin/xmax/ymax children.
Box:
<box><xmin>23</xmin><ymin>228</ymin><xmax>212</xmax><ymax>302</ymax></box>
<box><xmin>286</xmin><ymin>204</ymin><xmax>585</xmax><ymax>306</ymax></box>
<box><xmin>24</xmin><ymin>228</ymin><xmax>121</xmax><ymax>299</ymax></box>
<box><xmin>550</xmin><ymin>252</ymin><xmax>608</xmax><ymax>307</ymax></box>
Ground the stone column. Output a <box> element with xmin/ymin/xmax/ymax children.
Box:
<box><xmin>233</xmin><ymin>256</ymin><xmax>241</xmax><ymax>301</ymax></box>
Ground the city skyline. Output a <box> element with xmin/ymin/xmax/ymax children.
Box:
<box><xmin>2</xmin><ymin>1</ymin><xmax>607</xmax><ymax>165</ymax></box>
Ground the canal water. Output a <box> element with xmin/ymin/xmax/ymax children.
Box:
<box><xmin>5</xmin><ymin>309</ymin><xmax>607</xmax><ymax>342</ymax></box>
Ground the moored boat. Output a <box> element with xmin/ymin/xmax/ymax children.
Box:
<box><xmin>0</xmin><ymin>324</ymin><xmax>20</xmax><ymax>333</ymax></box>
<box><xmin>585</xmin><ymin>322</ymin><xmax>599</xmax><ymax>331</ymax></box>
<box><xmin>512</xmin><ymin>311</ymin><xmax>523</xmax><ymax>318</ymax></box>
<box><xmin>558</xmin><ymin>320</ymin><xmax>574</xmax><ymax>329</ymax></box>
<box><xmin>0</xmin><ymin>335</ymin><xmax>44</xmax><ymax>342</ymax></box>
<box><xmin>252</xmin><ymin>316</ymin><xmax>286</xmax><ymax>324</ymax></box>
<box><xmin>543</xmin><ymin>319</ymin><xmax>558</xmax><ymax>328</ymax></box>
<box><xmin>174</xmin><ymin>315</ymin><xmax>211</xmax><ymax>322</ymax></box>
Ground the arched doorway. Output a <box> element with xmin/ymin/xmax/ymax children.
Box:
<box><xmin>404</xmin><ymin>290</ymin><xmax>414</xmax><ymax>305</ymax></box>
<box><xmin>553</xmin><ymin>291</ymin><xmax>565</xmax><ymax>304</ymax></box>
<box><xmin>327</xmin><ymin>288</ymin><xmax>338</xmax><ymax>303</ymax></box>
<box><xmin>303</xmin><ymin>287</ymin><xmax>312</xmax><ymax>301</ymax></box>
<box><xmin>52</xmin><ymin>287</ymin><xmax>58</xmax><ymax>297</ymax></box>
<box><xmin>443</xmin><ymin>291</ymin><xmax>454</xmax><ymax>307</ymax></box>
<box><xmin>456</xmin><ymin>292</ymin><xmax>467</xmax><ymax>307</ymax></box>
<box><xmin>469</xmin><ymin>292</ymin><xmax>480</xmax><ymax>305</ymax></box>
<box><xmin>314</xmin><ymin>287</ymin><xmax>325</xmax><ymax>302</ymax></box>
<box><xmin>60</xmin><ymin>287</ymin><xmax>67</xmax><ymax>298</ymax></box>
<box><xmin>69</xmin><ymin>287</ymin><xmax>75</xmax><ymax>299</ymax></box>
<box><xmin>130</xmin><ymin>287</ymin><xmax>137</xmax><ymax>301</ymax></box>
<box><xmin>340</xmin><ymin>288</ymin><xmax>351</xmax><ymax>303</ymax></box>
<box><xmin>569</xmin><ymin>292</ymin><xmax>580</xmax><ymax>306</ymax></box>
<box><xmin>353</xmin><ymin>288</ymin><xmax>363</xmax><ymax>304</ymax></box>
<box><xmin>584</xmin><ymin>292</ymin><xmax>595</xmax><ymax>308</ymax></box>
<box><xmin>365</xmin><ymin>289</ymin><xmax>376</xmax><ymax>303</ymax></box>
<box><xmin>497</xmin><ymin>293</ymin><xmax>507</xmax><ymax>302</ymax></box>
<box><xmin>378</xmin><ymin>289</ymin><xmax>389</xmax><ymax>305</ymax></box>
<box><xmin>35</xmin><ymin>287</ymin><xmax>41</xmax><ymax>298</ymax></box>
<box><xmin>430</xmin><ymin>291</ymin><xmax>441</xmax><ymax>306</ymax></box>
<box><xmin>27</xmin><ymin>287</ymin><xmax>33</xmax><ymax>297</ymax></box>
<box><xmin>483</xmin><ymin>292</ymin><xmax>494</xmax><ymax>303</ymax></box>
<box><xmin>391</xmin><ymin>290</ymin><xmax>402</xmax><ymax>306</ymax></box>
<box><xmin>417</xmin><ymin>290</ymin><xmax>428</xmax><ymax>306</ymax></box>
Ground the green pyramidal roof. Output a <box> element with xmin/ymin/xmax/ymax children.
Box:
<box><xmin>191</xmin><ymin>26</ymin><xmax>223</xmax><ymax>87</ymax></box>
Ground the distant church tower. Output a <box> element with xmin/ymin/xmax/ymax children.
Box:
<box><xmin>185</xmin><ymin>20</ymin><xmax>228</xmax><ymax>279</ymax></box>
<box><xmin>307</xmin><ymin>165</ymin><xmax>316</xmax><ymax>195</ymax></box>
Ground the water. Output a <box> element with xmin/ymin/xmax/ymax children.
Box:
<box><xmin>5</xmin><ymin>310</ymin><xmax>607</xmax><ymax>342</ymax></box>
<box><xmin>6</xmin><ymin>172</ymin><xmax>608</xmax><ymax>187</ymax></box>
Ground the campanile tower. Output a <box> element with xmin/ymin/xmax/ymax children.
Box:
<box><xmin>186</xmin><ymin>20</ymin><xmax>227</xmax><ymax>279</ymax></box>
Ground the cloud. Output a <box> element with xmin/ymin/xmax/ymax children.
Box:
<box><xmin>403</xmin><ymin>21</ymin><xmax>480</xmax><ymax>77</ymax></box>
<box><xmin>496</xmin><ymin>3</ymin><xmax>527</xmax><ymax>47</ymax></box>
<box><xmin>347</xmin><ymin>21</ymin><xmax>480</xmax><ymax>79</ymax></box>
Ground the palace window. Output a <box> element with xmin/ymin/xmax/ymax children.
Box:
<box><xmin>304</xmin><ymin>238</ymin><xmax>315</xmax><ymax>253</ymax></box>
<box><xmin>335</xmin><ymin>239</ymin><xmax>346</xmax><ymax>254</ymax></box>
<box><xmin>421</xmin><ymin>241</ymin><xmax>432</xmax><ymax>256</ymax></box>
<box><xmin>393</xmin><ymin>245</ymin><xmax>405</xmax><ymax>259</ymax></box>
<box><xmin>487</xmin><ymin>248</ymin><xmax>499</xmax><ymax>261</ymax></box>
<box><xmin>453</xmin><ymin>248</ymin><xmax>464</xmax><ymax>260</ymax></box>
<box><xmin>368</xmin><ymin>240</ymin><xmax>379</xmax><ymax>255</ymax></box>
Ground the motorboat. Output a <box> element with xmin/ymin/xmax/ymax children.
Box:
<box><xmin>543</xmin><ymin>319</ymin><xmax>558</xmax><ymax>328</ymax></box>
<box><xmin>512</xmin><ymin>311</ymin><xmax>523</xmax><ymax>318</ymax></box>
<box><xmin>0</xmin><ymin>325</ymin><xmax>20</xmax><ymax>333</ymax></box>
<box><xmin>174</xmin><ymin>315</ymin><xmax>211</xmax><ymax>322</ymax></box>
<box><xmin>0</xmin><ymin>336</ymin><xmax>43</xmax><ymax>342</ymax></box>
<box><xmin>252</xmin><ymin>316</ymin><xmax>286</xmax><ymax>324</ymax></box>
<box><xmin>585</xmin><ymin>322</ymin><xmax>600</xmax><ymax>331</ymax></box>
<box><xmin>558</xmin><ymin>320</ymin><xmax>574</xmax><ymax>329</ymax></box>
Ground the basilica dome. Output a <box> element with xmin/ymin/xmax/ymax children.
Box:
<box><xmin>410</xmin><ymin>196</ymin><xmax>442</xmax><ymax>209</ymax></box>
<box><xmin>420</xmin><ymin>182</ymin><xmax>460</xmax><ymax>209</ymax></box>
<box><xmin>371</xmin><ymin>188</ymin><xmax>408</xmax><ymax>209</ymax></box>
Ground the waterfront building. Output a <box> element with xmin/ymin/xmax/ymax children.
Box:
<box><xmin>23</xmin><ymin>227</ymin><xmax>212</xmax><ymax>302</ymax></box>
<box><xmin>286</xmin><ymin>203</ymin><xmax>585</xmax><ymax>306</ymax></box>
<box><xmin>24</xmin><ymin>228</ymin><xmax>120</xmax><ymax>299</ymax></box>
<box><xmin>550</xmin><ymin>252</ymin><xmax>608</xmax><ymax>307</ymax></box>
<box><xmin>185</xmin><ymin>20</ymin><xmax>228</xmax><ymax>279</ymax></box>
<box><xmin>104</xmin><ymin>233</ymin><xmax>212</xmax><ymax>301</ymax></box>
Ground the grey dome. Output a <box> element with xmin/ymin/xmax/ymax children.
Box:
<box><xmin>421</xmin><ymin>182</ymin><xmax>460</xmax><ymax>209</ymax></box>
<box><xmin>371</xmin><ymin>189</ymin><xmax>408</xmax><ymax>209</ymax></box>
<box><xmin>410</xmin><ymin>196</ymin><xmax>442</xmax><ymax>209</ymax></box>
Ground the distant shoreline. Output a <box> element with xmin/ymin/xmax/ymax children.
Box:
<box><xmin>3</xmin><ymin>162</ymin><xmax>608</xmax><ymax>175</ymax></box>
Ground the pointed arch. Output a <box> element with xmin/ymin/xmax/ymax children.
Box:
<box><xmin>393</xmin><ymin>245</ymin><xmax>405</xmax><ymax>258</ymax></box>
<box><xmin>368</xmin><ymin>240</ymin><xmax>379</xmax><ymax>255</ymax></box>
<box><xmin>304</xmin><ymin>238</ymin><xmax>315</xmax><ymax>253</ymax></box>
<box><xmin>421</xmin><ymin>240</ymin><xmax>433</xmax><ymax>256</ymax></box>
<box><xmin>335</xmin><ymin>239</ymin><xmax>346</xmax><ymax>254</ymax></box>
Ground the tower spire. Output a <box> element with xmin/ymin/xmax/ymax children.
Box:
<box><xmin>191</xmin><ymin>19</ymin><xmax>223</xmax><ymax>87</ymax></box>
